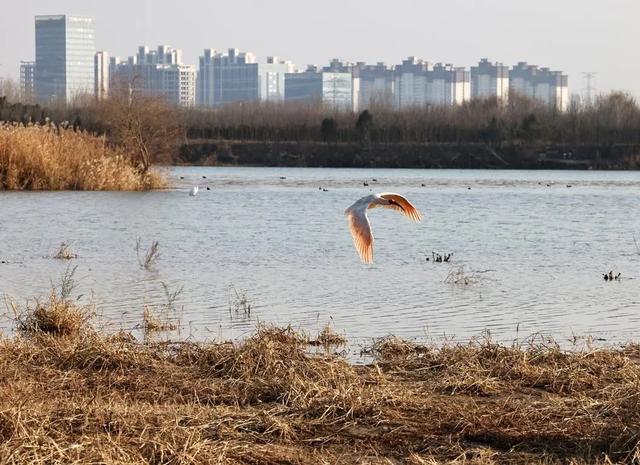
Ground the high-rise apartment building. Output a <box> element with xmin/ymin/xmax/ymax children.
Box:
<box><xmin>321</xmin><ymin>59</ymin><xmax>362</xmax><ymax>112</ymax></box>
<box><xmin>427</xmin><ymin>64</ymin><xmax>470</xmax><ymax>106</ymax></box>
<box><xmin>355</xmin><ymin>62</ymin><xmax>395</xmax><ymax>109</ymax></box>
<box><xmin>196</xmin><ymin>48</ymin><xmax>293</xmax><ymax>106</ymax></box>
<box><xmin>393</xmin><ymin>57</ymin><xmax>433</xmax><ymax>108</ymax></box>
<box><xmin>94</xmin><ymin>51</ymin><xmax>109</xmax><ymax>100</ymax></box>
<box><xmin>392</xmin><ymin>58</ymin><xmax>471</xmax><ymax>108</ymax></box>
<box><xmin>110</xmin><ymin>45</ymin><xmax>196</xmax><ymax>106</ymax></box>
<box><xmin>470</xmin><ymin>58</ymin><xmax>509</xmax><ymax>101</ymax></box>
<box><xmin>510</xmin><ymin>62</ymin><xmax>569</xmax><ymax>111</ymax></box>
<box><xmin>197</xmin><ymin>49</ymin><xmax>217</xmax><ymax>106</ymax></box>
<box><xmin>19</xmin><ymin>61</ymin><xmax>36</xmax><ymax>103</ymax></box>
<box><xmin>284</xmin><ymin>65</ymin><xmax>355</xmax><ymax>111</ymax></box>
<box><xmin>197</xmin><ymin>48</ymin><xmax>257</xmax><ymax>106</ymax></box>
<box><xmin>35</xmin><ymin>15</ymin><xmax>95</xmax><ymax>103</ymax></box>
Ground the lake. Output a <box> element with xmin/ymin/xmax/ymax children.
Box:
<box><xmin>1</xmin><ymin>167</ymin><xmax>639</xmax><ymax>347</ymax></box>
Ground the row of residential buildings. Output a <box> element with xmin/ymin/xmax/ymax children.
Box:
<box><xmin>20</xmin><ymin>14</ymin><xmax>570</xmax><ymax>111</ymax></box>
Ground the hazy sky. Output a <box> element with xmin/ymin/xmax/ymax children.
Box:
<box><xmin>1</xmin><ymin>0</ymin><xmax>638</xmax><ymax>97</ymax></box>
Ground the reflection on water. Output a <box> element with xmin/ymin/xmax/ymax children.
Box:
<box><xmin>1</xmin><ymin>167</ymin><xmax>640</xmax><ymax>346</ymax></box>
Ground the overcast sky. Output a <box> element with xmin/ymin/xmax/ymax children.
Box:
<box><xmin>1</xmin><ymin>0</ymin><xmax>637</xmax><ymax>97</ymax></box>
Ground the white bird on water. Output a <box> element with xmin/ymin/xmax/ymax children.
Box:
<box><xmin>345</xmin><ymin>193</ymin><xmax>422</xmax><ymax>264</ymax></box>
<box><xmin>189</xmin><ymin>186</ymin><xmax>199</xmax><ymax>196</ymax></box>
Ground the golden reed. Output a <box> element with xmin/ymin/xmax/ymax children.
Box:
<box><xmin>0</xmin><ymin>122</ymin><xmax>165</xmax><ymax>190</ymax></box>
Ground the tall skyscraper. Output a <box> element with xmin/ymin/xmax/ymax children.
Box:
<box><xmin>35</xmin><ymin>15</ymin><xmax>96</xmax><ymax>104</ymax></box>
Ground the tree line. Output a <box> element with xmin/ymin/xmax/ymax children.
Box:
<box><xmin>2</xmin><ymin>90</ymin><xmax>640</xmax><ymax>167</ymax></box>
<box><xmin>180</xmin><ymin>93</ymin><xmax>640</xmax><ymax>146</ymax></box>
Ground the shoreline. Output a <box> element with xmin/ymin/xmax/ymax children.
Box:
<box><xmin>2</xmin><ymin>296</ymin><xmax>639</xmax><ymax>464</ymax></box>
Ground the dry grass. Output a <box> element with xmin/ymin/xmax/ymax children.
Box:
<box><xmin>14</xmin><ymin>292</ymin><xmax>92</xmax><ymax>337</ymax></box>
<box><xmin>309</xmin><ymin>325</ymin><xmax>347</xmax><ymax>347</ymax></box>
<box><xmin>53</xmin><ymin>242</ymin><xmax>77</xmax><ymax>260</ymax></box>
<box><xmin>0</xmin><ymin>123</ymin><xmax>166</xmax><ymax>190</ymax></box>
<box><xmin>141</xmin><ymin>283</ymin><xmax>183</xmax><ymax>336</ymax></box>
<box><xmin>1</xmin><ymin>297</ymin><xmax>640</xmax><ymax>464</ymax></box>
<box><xmin>142</xmin><ymin>305</ymin><xmax>178</xmax><ymax>333</ymax></box>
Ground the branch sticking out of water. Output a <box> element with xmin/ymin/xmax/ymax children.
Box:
<box><xmin>444</xmin><ymin>266</ymin><xmax>486</xmax><ymax>286</ymax></box>
<box><xmin>136</xmin><ymin>237</ymin><xmax>160</xmax><ymax>271</ymax></box>
<box><xmin>228</xmin><ymin>285</ymin><xmax>251</xmax><ymax>318</ymax></box>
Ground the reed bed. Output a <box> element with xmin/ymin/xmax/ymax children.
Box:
<box><xmin>0</xmin><ymin>123</ymin><xmax>165</xmax><ymax>190</ymax></box>
<box><xmin>1</xmin><ymin>297</ymin><xmax>639</xmax><ymax>464</ymax></box>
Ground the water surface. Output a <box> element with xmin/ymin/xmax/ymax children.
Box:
<box><xmin>1</xmin><ymin>168</ymin><xmax>639</xmax><ymax>347</ymax></box>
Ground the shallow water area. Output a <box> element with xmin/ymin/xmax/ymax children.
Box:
<box><xmin>1</xmin><ymin>167</ymin><xmax>639</xmax><ymax>349</ymax></box>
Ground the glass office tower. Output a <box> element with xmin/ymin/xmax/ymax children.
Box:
<box><xmin>35</xmin><ymin>15</ymin><xmax>95</xmax><ymax>104</ymax></box>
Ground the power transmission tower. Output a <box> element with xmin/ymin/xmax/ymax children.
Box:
<box><xmin>582</xmin><ymin>72</ymin><xmax>597</xmax><ymax>106</ymax></box>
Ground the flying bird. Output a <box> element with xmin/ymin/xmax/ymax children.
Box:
<box><xmin>345</xmin><ymin>193</ymin><xmax>422</xmax><ymax>264</ymax></box>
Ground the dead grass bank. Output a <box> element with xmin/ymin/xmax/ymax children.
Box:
<box><xmin>1</xmin><ymin>298</ymin><xmax>639</xmax><ymax>464</ymax></box>
<box><xmin>0</xmin><ymin>123</ymin><xmax>165</xmax><ymax>190</ymax></box>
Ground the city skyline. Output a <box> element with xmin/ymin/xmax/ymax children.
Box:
<box><xmin>19</xmin><ymin>11</ymin><xmax>570</xmax><ymax>111</ymax></box>
<box><xmin>0</xmin><ymin>0</ymin><xmax>637</xmax><ymax>99</ymax></box>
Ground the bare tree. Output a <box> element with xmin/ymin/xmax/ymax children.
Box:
<box><xmin>97</xmin><ymin>76</ymin><xmax>185</xmax><ymax>173</ymax></box>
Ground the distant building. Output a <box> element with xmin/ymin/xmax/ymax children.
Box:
<box><xmin>321</xmin><ymin>59</ymin><xmax>362</xmax><ymax>112</ymax></box>
<box><xmin>471</xmin><ymin>58</ymin><xmax>509</xmax><ymax>101</ymax></box>
<box><xmin>510</xmin><ymin>62</ymin><xmax>569</xmax><ymax>111</ymax></box>
<box><xmin>427</xmin><ymin>63</ymin><xmax>470</xmax><ymax>106</ymax></box>
<box><xmin>196</xmin><ymin>48</ymin><xmax>293</xmax><ymax>106</ymax></box>
<box><xmin>19</xmin><ymin>61</ymin><xmax>36</xmax><ymax>103</ymax></box>
<box><xmin>285</xmin><ymin>65</ymin><xmax>355</xmax><ymax>111</ymax></box>
<box><xmin>393</xmin><ymin>58</ymin><xmax>470</xmax><ymax>108</ymax></box>
<box><xmin>259</xmin><ymin>56</ymin><xmax>295</xmax><ymax>102</ymax></box>
<box><xmin>213</xmin><ymin>48</ymin><xmax>258</xmax><ymax>105</ymax></box>
<box><xmin>196</xmin><ymin>49</ymin><xmax>216</xmax><ymax>106</ymax></box>
<box><xmin>94</xmin><ymin>51</ymin><xmax>109</xmax><ymax>100</ymax></box>
<box><xmin>355</xmin><ymin>62</ymin><xmax>395</xmax><ymax>109</ymax></box>
<box><xmin>111</xmin><ymin>45</ymin><xmax>196</xmax><ymax>106</ymax></box>
<box><xmin>35</xmin><ymin>15</ymin><xmax>95</xmax><ymax>104</ymax></box>
<box><xmin>394</xmin><ymin>57</ymin><xmax>432</xmax><ymax>108</ymax></box>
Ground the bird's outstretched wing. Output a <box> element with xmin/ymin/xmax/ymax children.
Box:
<box><xmin>379</xmin><ymin>193</ymin><xmax>422</xmax><ymax>222</ymax></box>
<box><xmin>347</xmin><ymin>209</ymin><xmax>374</xmax><ymax>264</ymax></box>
